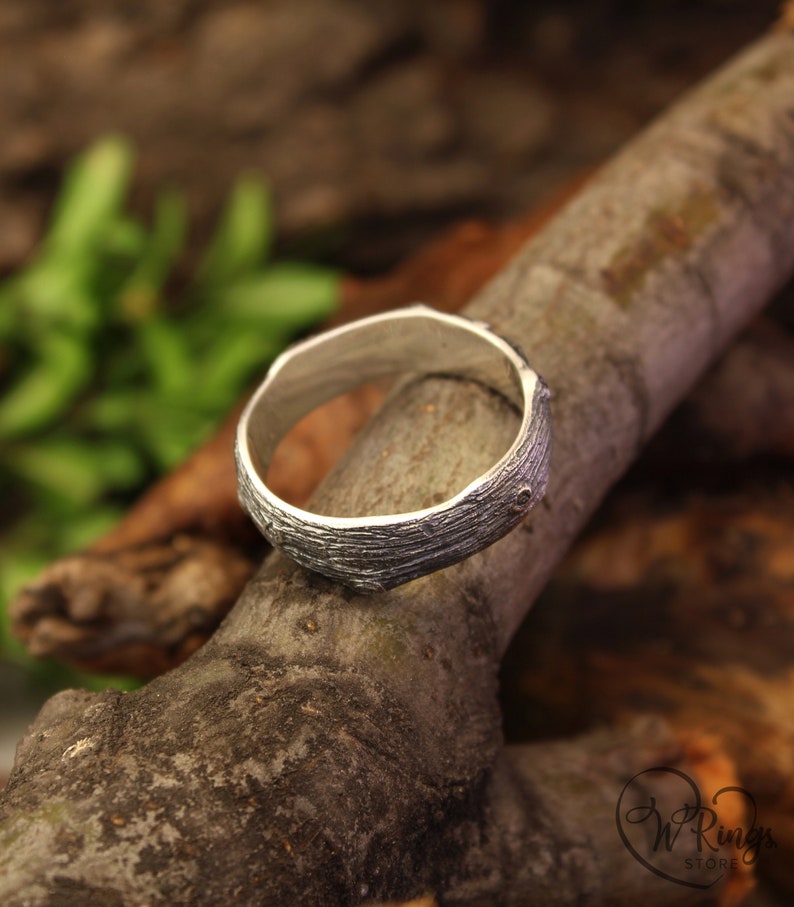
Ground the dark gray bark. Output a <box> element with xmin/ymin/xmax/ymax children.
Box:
<box><xmin>2</xmin><ymin>30</ymin><xmax>794</xmax><ymax>906</ymax></box>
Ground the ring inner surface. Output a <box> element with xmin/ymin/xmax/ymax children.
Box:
<box><xmin>246</xmin><ymin>314</ymin><xmax>525</xmax><ymax>491</ymax></box>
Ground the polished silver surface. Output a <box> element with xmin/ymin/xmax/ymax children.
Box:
<box><xmin>235</xmin><ymin>304</ymin><xmax>551</xmax><ymax>592</ymax></box>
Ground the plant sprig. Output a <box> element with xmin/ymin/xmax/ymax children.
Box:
<box><xmin>0</xmin><ymin>134</ymin><xmax>340</xmax><ymax>679</ymax></box>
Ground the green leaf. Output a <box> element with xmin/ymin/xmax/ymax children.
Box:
<box><xmin>6</xmin><ymin>437</ymin><xmax>145</xmax><ymax>510</ymax></box>
<box><xmin>135</xmin><ymin>316</ymin><xmax>195</xmax><ymax>396</ymax></box>
<box><xmin>135</xmin><ymin>398</ymin><xmax>215</xmax><ymax>470</ymax></box>
<box><xmin>7</xmin><ymin>256</ymin><xmax>99</xmax><ymax>332</ymax></box>
<box><xmin>0</xmin><ymin>550</ymin><xmax>52</xmax><ymax>659</ymax></box>
<box><xmin>0</xmin><ymin>286</ymin><xmax>17</xmax><ymax>340</ymax></box>
<box><xmin>191</xmin><ymin>328</ymin><xmax>281</xmax><ymax>411</ymax></box>
<box><xmin>213</xmin><ymin>264</ymin><xmax>339</xmax><ymax>329</ymax></box>
<box><xmin>6</xmin><ymin>440</ymin><xmax>104</xmax><ymax>509</ymax></box>
<box><xmin>102</xmin><ymin>216</ymin><xmax>148</xmax><ymax>261</ymax></box>
<box><xmin>44</xmin><ymin>135</ymin><xmax>135</xmax><ymax>257</ymax></box>
<box><xmin>0</xmin><ymin>552</ymin><xmax>51</xmax><ymax>608</ymax></box>
<box><xmin>118</xmin><ymin>188</ymin><xmax>186</xmax><ymax>321</ymax></box>
<box><xmin>0</xmin><ymin>333</ymin><xmax>93</xmax><ymax>438</ymax></box>
<box><xmin>81</xmin><ymin>390</ymin><xmax>142</xmax><ymax>434</ymax></box>
<box><xmin>60</xmin><ymin>506</ymin><xmax>124</xmax><ymax>552</ymax></box>
<box><xmin>0</xmin><ymin>140</ymin><xmax>345</xmax><ymax>688</ymax></box>
<box><xmin>196</xmin><ymin>175</ymin><xmax>272</xmax><ymax>288</ymax></box>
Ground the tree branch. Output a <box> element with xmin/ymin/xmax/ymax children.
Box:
<box><xmin>2</xmin><ymin>30</ymin><xmax>794</xmax><ymax>906</ymax></box>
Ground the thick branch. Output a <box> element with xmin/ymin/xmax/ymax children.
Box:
<box><xmin>2</xmin><ymin>31</ymin><xmax>794</xmax><ymax>906</ymax></box>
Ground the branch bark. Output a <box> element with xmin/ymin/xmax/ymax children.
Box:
<box><xmin>2</xmin><ymin>30</ymin><xmax>794</xmax><ymax>906</ymax></box>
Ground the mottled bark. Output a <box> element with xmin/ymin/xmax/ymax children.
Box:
<box><xmin>2</xmin><ymin>30</ymin><xmax>794</xmax><ymax>906</ymax></box>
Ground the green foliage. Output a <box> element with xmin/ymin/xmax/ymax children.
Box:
<box><xmin>0</xmin><ymin>134</ymin><xmax>340</xmax><ymax>684</ymax></box>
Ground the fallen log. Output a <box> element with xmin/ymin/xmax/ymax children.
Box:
<box><xmin>2</xmin><ymin>27</ymin><xmax>794</xmax><ymax>906</ymax></box>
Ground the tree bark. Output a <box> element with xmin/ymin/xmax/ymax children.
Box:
<box><xmin>2</xmin><ymin>30</ymin><xmax>794</xmax><ymax>906</ymax></box>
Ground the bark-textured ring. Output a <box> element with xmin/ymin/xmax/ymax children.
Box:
<box><xmin>235</xmin><ymin>304</ymin><xmax>552</xmax><ymax>593</ymax></box>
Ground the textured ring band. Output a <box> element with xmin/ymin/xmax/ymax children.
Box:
<box><xmin>235</xmin><ymin>304</ymin><xmax>552</xmax><ymax>593</ymax></box>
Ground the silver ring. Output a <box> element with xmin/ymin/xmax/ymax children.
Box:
<box><xmin>235</xmin><ymin>304</ymin><xmax>551</xmax><ymax>593</ymax></box>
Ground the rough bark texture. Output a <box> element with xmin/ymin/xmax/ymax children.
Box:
<box><xmin>452</xmin><ymin>722</ymin><xmax>755</xmax><ymax>907</ymax></box>
<box><xmin>12</xmin><ymin>535</ymin><xmax>257</xmax><ymax>677</ymax></box>
<box><xmin>2</xmin><ymin>31</ymin><xmax>794</xmax><ymax>906</ymax></box>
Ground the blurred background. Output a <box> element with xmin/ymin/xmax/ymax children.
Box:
<box><xmin>0</xmin><ymin>0</ymin><xmax>784</xmax><ymax>797</ymax></box>
<box><xmin>1</xmin><ymin>0</ymin><xmax>780</xmax><ymax>272</ymax></box>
